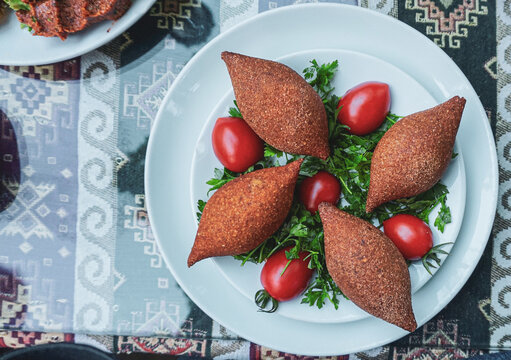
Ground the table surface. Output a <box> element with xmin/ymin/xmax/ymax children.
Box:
<box><xmin>0</xmin><ymin>0</ymin><xmax>508</xmax><ymax>358</ymax></box>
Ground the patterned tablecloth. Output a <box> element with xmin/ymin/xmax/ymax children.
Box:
<box><xmin>0</xmin><ymin>0</ymin><xmax>507</xmax><ymax>358</ymax></box>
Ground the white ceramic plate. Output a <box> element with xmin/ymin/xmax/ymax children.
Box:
<box><xmin>146</xmin><ymin>4</ymin><xmax>498</xmax><ymax>356</ymax></box>
<box><xmin>191</xmin><ymin>48</ymin><xmax>466</xmax><ymax>324</ymax></box>
<box><xmin>0</xmin><ymin>0</ymin><xmax>156</xmax><ymax>66</ymax></box>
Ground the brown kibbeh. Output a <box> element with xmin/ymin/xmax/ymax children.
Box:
<box><xmin>318</xmin><ymin>203</ymin><xmax>417</xmax><ymax>332</ymax></box>
<box><xmin>221</xmin><ymin>52</ymin><xmax>330</xmax><ymax>160</ymax></box>
<box><xmin>188</xmin><ymin>159</ymin><xmax>303</xmax><ymax>267</ymax></box>
<box><xmin>366</xmin><ymin>96</ymin><xmax>466</xmax><ymax>213</ymax></box>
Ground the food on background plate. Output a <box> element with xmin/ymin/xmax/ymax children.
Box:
<box><xmin>212</xmin><ymin>116</ymin><xmax>264</xmax><ymax>173</ymax></box>
<box><xmin>60</xmin><ymin>0</ymin><xmax>87</xmax><ymax>34</ymax></box>
<box><xmin>3</xmin><ymin>0</ymin><xmax>132</xmax><ymax>39</ymax></box>
<box><xmin>87</xmin><ymin>0</ymin><xmax>126</xmax><ymax>22</ymax></box>
<box><xmin>188</xmin><ymin>159</ymin><xmax>303</xmax><ymax>267</ymax></box>
<box><xmin>337</xmin><ymin>81</ymin><xmax>391</xmax><ymax>136</ymax></box>
<box><xmin>318</xmin><ymin>202</ymin><xmax>417</xmax><ymax>332</ymax></box>
<box><xmin>366</xmin><ymin>96</ymin><xmax>466</xmax><ymax>213</ymax></box>
<box><xmin>2</xmin><ymin>0</ymin><xmax>25</xmax><ymax>11</ymax></box>
<box><xmin>221</xmin><ymin>51</ymin><xmax>330</xmax><ymax>159</ymax></box>
<box><xmin>16</xmin><ymin>0</ymin><xmax>62</xmax><ymax>38</ymax></box>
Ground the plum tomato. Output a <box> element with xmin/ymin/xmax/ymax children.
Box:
<box><xmin>212</xmin><ymin>117</ymin><xmax>264</xmax><ymax>173</ymax></box>
<box><xmin>383</xmin><ymin>214</ymin><xmax>433</xmax><ymax>260</ymax></box>
<box><xmin>299</xmin><ymin>171</ymin><xmax>341</xmax><ymax>214</ymax></box>
<box><xmin>260</xmin><ymin>247</ymin><xmax>314</xmax><ymax>302</ymax></box>
<box><xmin>337</xmin><ymin>81</ymin><xmax>391</xmax><ymax>135</ymax></box>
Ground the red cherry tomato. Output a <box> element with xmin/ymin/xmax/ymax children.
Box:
<box><xmin>260</xmin><ymin>247</ymin><xmax>314</xmax><ymax>302</ymax></box>
<box><xmin>212</xmin><ymin>117</ymin><xmax>263</xmax><ymax>173</ymax></box>
<box><xmin>383</xmin><ymin>214</ymin><xmax>433</xmax><ymax>260</ymax></box>
<box><xmin>337</xmin><ymin>81</ymin><xmax>391</xmax><ymax>135</ymax></box>
<box><xmin>299</xmin><ymin>171</ymin><xmax>341</xmax><ymax>214</ymax></box>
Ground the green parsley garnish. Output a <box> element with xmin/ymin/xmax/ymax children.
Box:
<box><xmin>3</xmin><ymin>0</ymin><xmax>30</xmax><ymax>11</ymax></box>
<box><xmin>196</xmin><ymin>199</ymin><xmax>206</xmax><ymax>222</ymax></box>
<box><xmin>228</xmin><ymin>100</ymin><xmax>243</xmax><ymax>118</ymax></box>
<box><xmin>422</xmin><ymin>242</ymin><xmax>453</xmax><ymax>275</ymax></box>
<box><xmin>20</xmin><ymin>22</ymin><xmax>32</xmax><ymax>32</ymax></box>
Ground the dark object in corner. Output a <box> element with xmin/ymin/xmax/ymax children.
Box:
<box><xmin>0</xmin><ymin>109</ymin><xmax>20</xmax><ymax>213</ymax></box>
<box><xmin>0</xmin><ymin>343</ymin><xmax>115</xmax><ymax>360</ymax></box>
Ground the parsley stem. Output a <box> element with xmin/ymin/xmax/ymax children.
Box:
<box><xmin>242</xmin><ymin>245</ymin><xmax>262</xmax><ymax>266</ymax></box>
<box><xmin>280</xmin><ymin>260</ymin><xmax>292</xmax><ymax>276</ymax></box>
<box><xmin>258</xmin><ymin>241</ymin><xmax>267</xmax><ymax>263</ymax></box>
<box><xmin>338</xmin><ymin>175</ymin><xmax>352</xmax><ymax>195</ymax></box>
<box><xmin>386</xmin><ymin>115</ymin><xmax>396</xmax><ymax>125</ymax></box>
<box><xmin>266</xmin><ymin>241</ymin><xmax>287</xmax><ymax>259</ymax></box>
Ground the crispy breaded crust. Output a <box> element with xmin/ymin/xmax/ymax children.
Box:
<box><xmin>188</xmin><ymin>159</ymin><xmax>303</xmax><ymax>267</ymax></box>
<box><xmin>221</xmin><ymin>52</ymin><xmax>330</xmax><ymax>160</ymax></box>
<box><xmin>318</xmin><ymin>203</ymin><xmax>417</xmax><ymax>332</ymax></box>
<box><xmin>366</xmin><ymin>96</ymin><xmax>466</xmax><ymax>213</ymax></box>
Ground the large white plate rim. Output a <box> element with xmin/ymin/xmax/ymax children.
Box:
<box><xmin>145</xmin><ymin>3</ymin><xmax>498</xmax><ymax>356</ymax></box>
